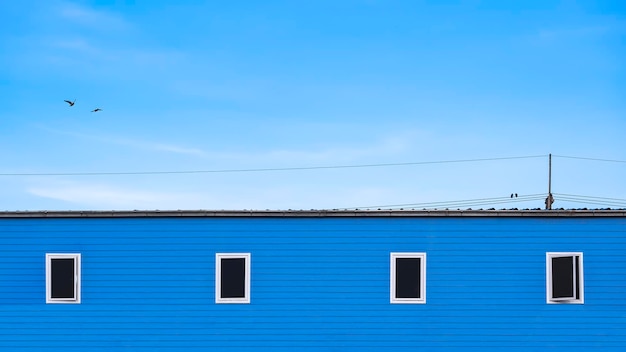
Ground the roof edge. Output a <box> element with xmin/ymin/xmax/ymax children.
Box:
<box><xmin>0</xmin><ymin>209</ymin><xmax>625</xmax><ymax>218</ymax></box>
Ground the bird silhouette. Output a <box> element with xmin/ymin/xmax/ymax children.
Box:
<box><xmin>64</xmin><ymin>99</ymin><xmax>76</xmax><ymax>106</ymax></box>
<box><xmin>515</xmin><ymin>193</ymin><xmax>518</xmax><ymax>198</ymax></box>
<box><xmin>510</xmin><ymin>194</ymin><xmax>514</xmax><ymax>198</ymax></box>
<box><xmin>91</xmin><ymin>108</ymin><xmax>102</xmax><ymax>112</ymax></box>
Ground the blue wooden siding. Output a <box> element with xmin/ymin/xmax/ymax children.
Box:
<box><xmin>0</xmin><ymin>216</ymin><xmax>625</xmax><ymax>351</ymax></box>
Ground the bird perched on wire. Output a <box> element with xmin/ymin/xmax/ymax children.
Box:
<box><xmin>64</xmin><ymin>99</ymin><xmax>76</xmax><ymax>107</ymax></box>
<box><xmin>91</xmin><ymin>108</ymin><xmax>102</xmax><ymax>113</ymax></box>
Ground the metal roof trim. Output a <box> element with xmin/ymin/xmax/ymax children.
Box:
<box><xmin>0</xmin><ymin>209</ymin><xmax>625</xmax><ymax>218</ymax></box>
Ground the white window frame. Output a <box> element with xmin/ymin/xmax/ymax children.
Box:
<box><xmin>546</xmin><ymin>252</ymin><xmax>584</xmax><ymax>304</ymax></box>
<box><xmin>390</xmin><ymin>252</ymin><xmax>426</xmax><ymax>304</ymax></box>
<box><xmin>216</xmin><ymin>253</ymin><xmax>251</xmax><ymax>304</ymax></box>
<box><xmin>46</xmin><ymin>253</ymin><xmax>81</xmax><ymax>304</ymax></box>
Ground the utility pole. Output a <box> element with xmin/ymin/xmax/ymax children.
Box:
<box><xmin>545</xmin><ymin>153</ymin><xmax>554</xmax><ymax>210</ymax></box>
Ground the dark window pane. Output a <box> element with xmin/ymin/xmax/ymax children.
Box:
<box><xmin>51</xmin><ymin>258</ymin><xmax>75</xmax><ymax>299</ymax></box>
<box><xmin>575</xmin><ymin>257</ymin><xmax>580</xmax><ymax>300</ymax></box>
<box><xmin>395</xmin><ymin>258</ymin><xmax>421</xmax><ymax>299</ymax></box>
<box><xmin>552</xmin><ymin>256</ymin><xmax>574</xmax><ymax>299</ymax></box>
<box><xmin>221</xmin><ymin>258</ymin><xmax>246</xmax><ymax>298</ymax></box>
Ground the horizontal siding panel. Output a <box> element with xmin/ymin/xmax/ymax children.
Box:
<box><xmin>3</xmin><ymin>303</ymin><xmax>626</xmax><ymax>311</ymax></box>
<box><xmin>0</xmin><ymin>330</ymin><xmax>625</xmax><ymax>340</ymax></box>
<box><xmin>1</xmin><ymin>314</ymin><xmax>625</xmax><ymax>323</ymax></box>
<box><xmin>0</xmin><ymin>238</ymin><xmax>626</xmax><ymax>249</ymax></box>
<box><xmin>2</xmin><ymin>234</ymin><xmax>626</xmax><ymax>244</ymax></box>
<box><xmin>1</xmin><ymin>216</ymin><xmax>625</xmax><ymax>350</ymax></box>
<box><xmin>2</xmin><ymin>322</ymin><xmax>626</xmax><ymax>330</ymax></box>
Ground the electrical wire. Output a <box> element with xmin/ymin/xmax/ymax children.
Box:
<box><xmin>552</xmin><ymin>198</ymin><xmax>626</xmax><ymax>207</ymax></box>
<box><xmin>0</xmin><ymin>155</ymin><xmax>548</xmax><ymax>177</ymax></box>
<box><xmin>336</xmin><ymin>194</ymin><xmax>547</xmax><ymax>210</ymax></box>
<box><xmin>552</xmin><ymin>193</ymin><xmax>626</xmax><ymax>207</ymax></box>
<box><xmin>553</xmin><ymin>193</ymin><xmax>626</xmax><ymax>202</ymax></box>
<box><xmin>0</xmin><ymin>153</ymin><xmax>623</xmax><ymax>209</ymax></box>
<box><xmin>340</xmin><ymin>193</ymin><xmax>626</xmax><ymax>210</ymax></box>
<box><xmin>553</xmin><ymin>155</ymin><xmax>626</xmax><ymax>163</ymax></box>
<box><xmin>0</xmin><ymin>150</ymin><xmax>622</xmax><ymax>209</ymax></box>
<box><xmin>1</xmin><ymin>154</ymin><xmax>623</xmax><ymax>177</ymax></box>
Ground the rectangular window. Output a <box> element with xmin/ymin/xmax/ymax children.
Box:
<box><xmin>390</xmin><ymin>252</ymin><xmax>426</xmax><ymax>304</ymax></box>
<box><xmin>216</xmin><ymin>253</ymin><xmax>250</xmax><ymax>303</ymax></box>
<box><xmin>546</xmin><ymin>252</ymin><xmax>584</xmax><ymax>304</ymax></box>
<box><xmin>46</xmin><ymin>253</ymin><xmax>81</xmax><ymax>304</ymax></box>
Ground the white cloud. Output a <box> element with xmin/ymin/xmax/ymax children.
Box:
<box><xmin>24</xmin><ymin>179</ymin><xmax>398</xmax><ymax>211</ymax></box>
<box><xmin>50</xmin><ymin>38</ymin><xmax>97</xmax><ymax>52</ymax></box>
<box><xmin>37</xmin><ymin>124</ymin><xmax>424</xmax><ymax>163</ymax></box>
<box><xmin>32</xmin><ymin>4</ymin><xmax>183</xmax><ymax>74</ymax></box>
<box><xmin>149</xmin><ymin>143</ymin><xmax>207</xmax><ymax>156</ymax></box>
<box><xmin>27</xmin><ymin>182</ymin><xmax>207</xmax><ymax>209</ymax></box>
<box><xmin>535</xmin><ymin>22</ymin><xmax>626</xmax><ymax>43</ymax></box>
<box><xmin>262</xmin><ymin>136</ymin><xmax>416</xmax><ymax>164</ymax></box>
<box><xmin>46</xmin><ymin>37</ymin><xmax>120</xmax><ymax>63</ymax></box>
<box><xmin>35</xmin><ymin>127</ymin><xmax>208</xmax><ymax>157</ymax></box>
<box><xmin>58</xmin><ymin>2</ymin><xmax>130</xmax><ymax>31</ymax></box>
<box><xmin>45</xmin><ymin>36</ymin><xmax>184</xmax><ymax>69</ymax></box>
<box><xmin>91</xmin><ymin>135</ymin><xmax>208</xmax><ymax>157</ymax></box>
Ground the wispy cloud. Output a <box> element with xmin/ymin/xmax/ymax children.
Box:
<box><xmin>87</xmin><ymin>136</ymin><xmax>209</xmax><ymax>158</ymax></box>
<box><xmin>262</xmin><ymin>135</ymin><xmax>418</xmax><ymax>164</ymax></box>
<box><xmin>24</xmin><ymin>179</ymin><xmax>399</xmax><ymax>211</ymax></box>
<box><xmin>27</xmin><ymin>181</ymin><xmax>207</xmax><ymax>209</ymax></box>
<box><xmin>534</xmin><ymin>22</ymin><xmax>626</xmax><ymax>43</ymax></box>
<box><xmin>37</xmin><ymin>124</ymin><xmax>423</xmax><ymax>163</ymax></box>
<box><xmin>147</xmin><ymin>143</ymin><xmax>207</xmax><ymax>156</ymax></box>
<box><xmin>58</xmin><ymin>2</ymin><xmax>130</xmax><ymax>31</ymax></box>
<box><xmin>49</xmin><ymin>38</ymin><xmax>105</xmax><ymax>57</ymax></box>
<box><xmin>45</xmin><ymin>36</ymin><xmax>184</xmax><ymax>67</ymax></box>
<box><xmin>32</xmin><ymin>3</ymin><xmax>183</xmax><ymax>75</ymax></box>
<box><xmin>37</xmin><ymin>127</ymin><xmax>208</xmax><ymax>157</ymax></box>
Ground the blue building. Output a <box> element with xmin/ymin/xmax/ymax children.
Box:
<box><xmin>1</xmin><ymin>209</ymin><xmax>625</xmax><ymax>351</ymax></box>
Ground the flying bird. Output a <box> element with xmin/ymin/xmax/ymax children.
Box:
<box><xmin>91</xmin><ymin>108</ymin><xmax>102</xmax><ymax>112</ymax></box>
<box><xmin>64</xmin><ymin>99</ymin><xmax>76</xmax><ymax>107</ymax></box>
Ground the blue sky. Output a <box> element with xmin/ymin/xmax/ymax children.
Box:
<box><xmin>0</xmin><ymin>0</ymin><xmax>624</xmax><ymax>211</ymax></box>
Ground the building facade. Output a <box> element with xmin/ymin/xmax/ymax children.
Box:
<box><xmin>0</xmin><ymin>210</ymin><xmax>625</xmax><ymax>351</ymax></box>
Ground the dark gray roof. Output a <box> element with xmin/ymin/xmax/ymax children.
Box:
<box><xmin>1</xmin><ymin>209</ymin><xmax>626</xmax><ymax>218</ymax></box>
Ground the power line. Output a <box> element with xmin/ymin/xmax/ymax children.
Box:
<box><xmin>337</xmin><ymin>194</ymin><xmax>547</xmax><ymax>210</ymax></box>
<box><xmin>552</xmin><ymin>198</ymin><xmax>626</xmax><ymax>208</ymax></box>
<box><xmin>340</xmin><ymin>192</ymin><xmax>626</xmax><ymax>210</ymax></box>
<box><xmin>553</xmin><ymin>155</ymin><xmax>626</xmax><ymax>163</ymax></box>
<box><xmin>552</xmin><ymin>193</ymin><xmax>626</xmax><ymax>207</ymax></box>
<box><xmin>553</xmin><ymin>193</ymin><xmax>626</xmax><ymax>202</ymax></box>
<box><xmin>0</xmin><ymin>155</ymin><xmax>547</xmax><ymax>177</ymax></box>
<box><xmin>2</xmin><ymin>154</ymin><xmax>622</xmax><ymax>178</ymax></box>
